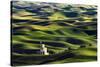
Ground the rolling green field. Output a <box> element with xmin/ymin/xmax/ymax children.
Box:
<box><xmin>11</xmin><ymin>1</ymin><xmax>97</xmax><ymax>66</ymax></box>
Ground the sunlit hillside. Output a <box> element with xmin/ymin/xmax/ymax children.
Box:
<box><xmin>11</xmin><ymin>1</ymin><xmax>97</xmax><ymax>66</ymax></box>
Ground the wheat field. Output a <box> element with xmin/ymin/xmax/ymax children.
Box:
<box><xmin>11</xmin><ymin>1</ymin><xmax>97</xmax><ymax>66</ymax></box>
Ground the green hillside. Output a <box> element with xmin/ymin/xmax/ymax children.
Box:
<box><xmin>11</xmin><ymin>1</ymin><xmax>97</xmax><ymax>66</ymax></box>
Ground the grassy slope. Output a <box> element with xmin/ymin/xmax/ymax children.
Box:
<box><xmin>11</xmin><ymin>1</ymin><xmax>97</xmax><ymax>66</ymax></box>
